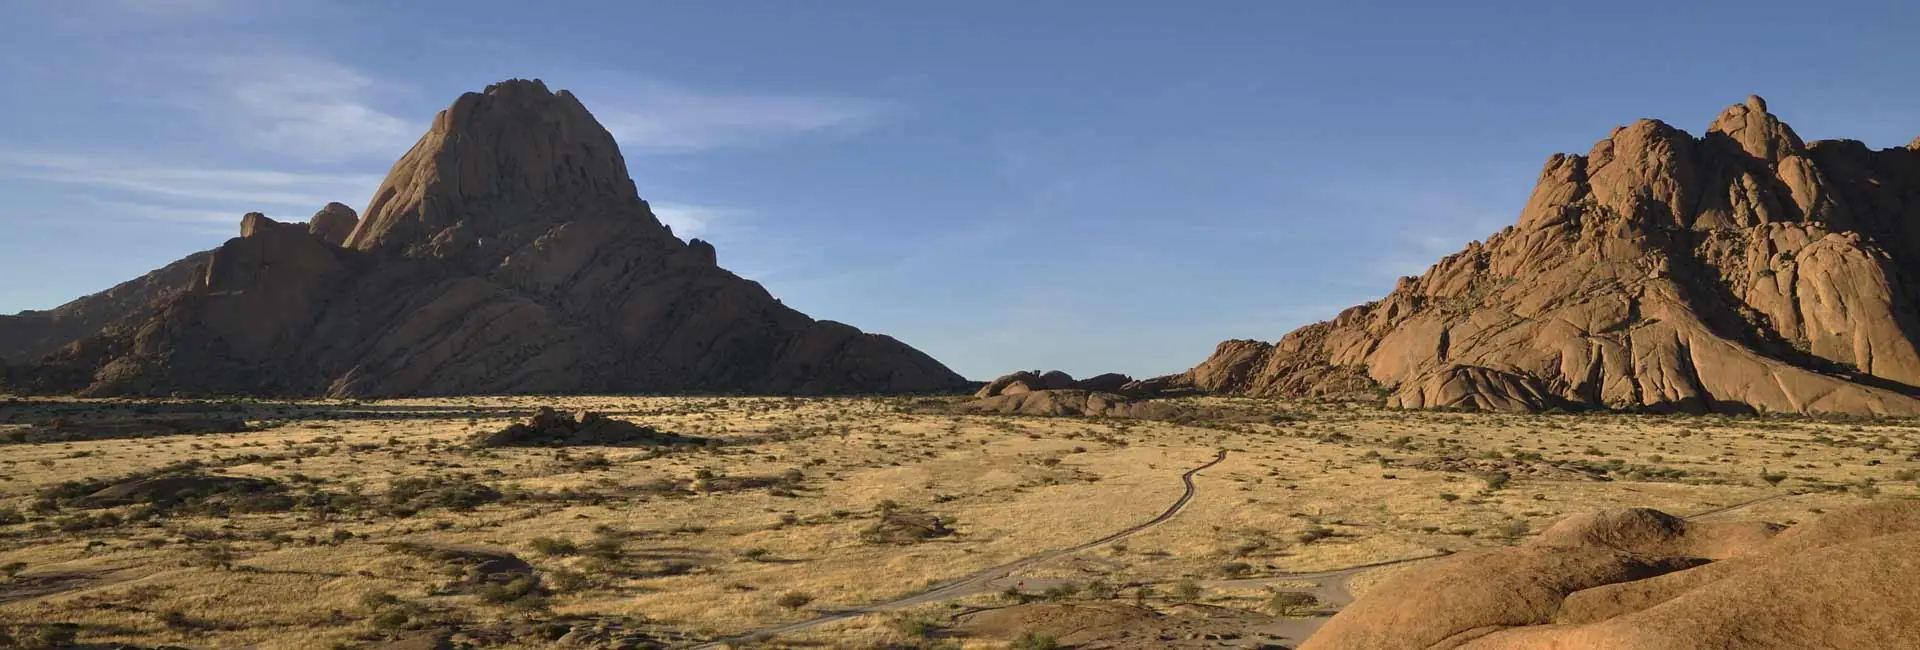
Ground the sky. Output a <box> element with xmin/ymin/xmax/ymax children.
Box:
<box><xmin>1</xmin><ymin>0</ymin><xmax>1916</xmax><ymax>380</ymax></box>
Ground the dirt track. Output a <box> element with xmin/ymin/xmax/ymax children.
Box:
<box><xmin>691</xmin><ymin>448</ymin><xmax>1230</xmax><ymax>648</ymax></box>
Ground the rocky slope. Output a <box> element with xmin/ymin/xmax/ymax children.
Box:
<box><xmin>1303</xmin><ymin>501</ymin><xmax>1920</xmax><ymax>650</ymax></box>
<box><xmin>0</xmin><ymin>203</ymin><xmax>359</xmax><ymax>365</ymax></box>
<box><xmin>1152</xmin><ymin>96</ymin><xmax>1920</xmax><ymax>415</ymax></box>
<box><xmin>6</xmin><ymin>79</ymin><xmax>965</xmax><ymax>397</ymax></box>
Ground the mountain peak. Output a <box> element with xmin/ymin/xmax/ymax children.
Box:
<box><xmin>1707</xmin><ymin>93</ymin><xmax>1805</xmax><ymax>162</ymax></box>
<box><xmin>346</xmin><ymin>78</ymin><xmax>643</xmax><ymax>255</ymax></box>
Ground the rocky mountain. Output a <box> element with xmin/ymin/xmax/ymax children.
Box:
<box><xmin>1149</xmin><ymin>96</ymin><xmax>1920</xmax><ymax>415</ymax></box>
<box><xmin>5</xmin><ymin>79</ymin><xmax>966</xmax><ymax>397</ymax></box>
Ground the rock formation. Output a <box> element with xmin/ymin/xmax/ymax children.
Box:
<box><xmin>0</xmin><ymin>251</ymin><xmax>210</xmax><ymax>364</ymax></box>
<box><xmin>469</xmin><ymin>407</ymin><xmax>688</xmax><ymax>447</ymax></box>
<box><xmin>1154</xmin><ymin>96</ymin><xmax>1920</xmax><ymax>415</ymax></box>
<box><xmin>974</xmin><ymin>369</ymin><xmax>1138</xmax><ymax>398</ymax></box>
<box><xmin>0</xmin><ymin>203</ymin><xmax>361</xmax><ymax>365</ymax></box>
<box><xmin>6</xmin><ymin>79</ymin><xmax>966</xmax><ymax>398</ymax></box>
<box><xmin>1303</xmin><ymin>500</ymin><xmax>1920</xmax><ymax>649</ymax></box>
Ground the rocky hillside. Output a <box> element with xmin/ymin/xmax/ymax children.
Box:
<box><xmin>1151</xmin><ymin>96</ymin><xmax>1920</xmax><ymax>415</ymax></box>
<box><xmin>0</xmin><ymin>251</ymin><xmax>209</xmax><ymax>365</ymax></box>
<box><xmin>6</xmin><ymin>79</ymin><xmax>965</xmax><ymax>398</ymax></box>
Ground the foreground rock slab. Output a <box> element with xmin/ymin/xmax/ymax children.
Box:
<box><xmin>1302</xmin><ymin>500</ymin><xmax>1920</xmax><ymax>650</ymax></box>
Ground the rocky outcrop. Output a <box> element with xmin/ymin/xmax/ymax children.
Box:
<box><xmin>1303</xmin><ymin>500</ymin><xmax>1920</xmax><ymax>650</ymax></box>
<box><xmin>0</xmin><ymin>203</ymin><xmax>364</xmax><ymax>366</ymax></box>
<box><xmin>954</xmin><ymin>389</ymin><xmax>1205</xmax><ymax>420</ymax></box>
<box><xmin>470</xmin><ymin>407</ymin><xmax>689</xmax><ymax>447</ymax></box>
<box><xmin>307</xmin><ymin>202</ymin><xmax>360</xmax><ymax>246</ymax></box>
<box><xmin>974</xmin><ymin>370</ymin><xmax>1138</xmax><ymax>398</ymax></box>
<box><xmin>1155</xmin><ymin>96</ymin><xmax>1920</xmax><ymax>415</ymax></box>
<box><xmin>0</xmin><ymin>251</ymin><xmax>210</xmax><ymax>364</ymax></box>
<box><xmin>10</xmin><ymin>79</ymin><xmax>967</xmax><ymax>398</ymax></box>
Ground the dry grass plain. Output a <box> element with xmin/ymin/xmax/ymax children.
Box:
<box><xmin>0</xmin><ymin>395</ymin><xmax>1916</xmax><ymax>649</ymax></box>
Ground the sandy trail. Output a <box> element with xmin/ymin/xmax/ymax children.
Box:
<box><xmin>690</xmin><ymin>449</ymin><xmax>1229</xmax><ymax>648</ymax></box>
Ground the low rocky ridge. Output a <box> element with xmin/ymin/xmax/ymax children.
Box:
<box><xmin>973</xmin><ymin>369</ymin><xmax>1138</xmax><ymax>398</ymax></box>
<box><xmin>469</xmin><ymin>407</ymin><xmax>693</xmax><ymax>447</ymax></box>
<box><xmin>1302</xmin><ymin>500</ymin><xmax>1920</xmax><ymax>649</ymax></box>
<box><xmin>1152</xmin><ymin>96</ymin><xmax>1920</xmax><ymax>415</ymax></box>
<box><xmin>3</xmin><ymin>415</ymin><xmax>250</xmax><ymax>444</ymax></box>
<box><xmin>4</xmin><ymin>80</ymin><xmax>965</xmax><ymax>398</ymax></box>
<box><xmin>0</xmin><ymin>203</ymin><xmax>361</xmax><ymax>366</ymax></box>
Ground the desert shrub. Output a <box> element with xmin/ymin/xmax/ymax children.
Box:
<box><xmin>544</xmin><ymin>567</ymin><xmax>599</xmax><ymax>593</ymax></box>
<box><xmin>33</xmin><ymin>623</ymin><xmax>80</xmax><ymax>648</ymax></box>
<box><xmin>1268</xmin><ymin>591</ymin><xmax>1319</xmax><ymax>615</ymax></box>
<box><xmin>775</xmin><ymin>591</ymin><xmax>814</xmax><ymax>609</ymax></box>
<box><xmin>370</xmin><ymin>610</ymin><xmax>409</xmax><ymax>631</ymax></box>
<box><xmin>888</xmin><ymin>614</ymin><xmax>938</xmax><ymax>638</ymax></box>
<box><xmin>359</xmin><ymin>590</ymin><xmax>399</xmax><ymax>611</ymax></box>
<box><xmin>1475</xmin><ymin>471</ymin><xmax>1512</xmax><ymax>491</ymax></box>
<box><xmin>529</xmin><ymin>537</ymin><xmax>579</xmax><ymax>556</ymax></box>
<box><xmin>1011</xmin><ymin>632</ymin><xmax>1059</xmax><ymax>650</ymax></box>
<box><xmin>1172</xmin><ymin>579</ymin><xmax>1202</xmax><ymax>601</ymax></box>
<box><xmin>1296</xmin><ymin>526</ymin><xmax>1334</xmax><ymax>544</ymax></box>
<box><xmin>1084</xmin><ymin>578</ymin><xmax>1117</xmax><ymax>599</ymax></box>
<box><xmin>1218</xmin><ymin>561</ymin><xmax>1254</xmax><ymax>578</ymax></box>
<box><xmin>385</xmin><ymin>476</ymin><xmax>501</xmax><ymax>514</ymax></box>
<box><xmin>861</xmin><ymin>509</ymin><xmax>956</xmax><ymax>544</ymax></box>
<box><xmin>1497</xmin><ymin>520</ymin><xmax>1531</xmax><ymax>538</ymax></box>
<box><xmin>0</xmin><ymin>507</ymin><xmax>23</xmax><ymax>525</ymax></box>
<box><xmin>478</xmin><ymin>576</ymin><xmax>546</xmax><ymax>609</ymax></box>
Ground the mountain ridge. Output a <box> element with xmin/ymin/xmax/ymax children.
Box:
<box><xmin>1145</xmin><ymin>96</ymin><xmax>1920</xmax><ymax>415</ymax></box>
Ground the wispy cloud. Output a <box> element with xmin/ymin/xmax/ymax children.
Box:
<box><xmin>592</xmin><ymin>81</ymin><xmax>890</xmax><ymax>154</ymax></box>
<box><xmin>0</xmin><ymin>151</ymin><xmax>379</xmax><ymax>209</ymax></box>
<box><xmin>193</xmin><ymin>55</ymin><xmax>419</xmax><ymax>162</ymax></box>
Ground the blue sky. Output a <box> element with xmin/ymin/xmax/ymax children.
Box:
<box><xmin>2</xmin><ymin>0</ymin><xmax>1915</xmax><ymax>380</ymax></box>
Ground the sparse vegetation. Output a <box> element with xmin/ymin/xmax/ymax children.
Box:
<box><xmin>0</xmin><ymin>395</ymin><xmax>1909</xmax><ymax>648</ymax></box>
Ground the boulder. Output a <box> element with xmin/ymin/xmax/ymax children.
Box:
<box><xmin>307</xmin><ymin>202</ymin><xmax>360</xmax><ymax>246</ymax></box>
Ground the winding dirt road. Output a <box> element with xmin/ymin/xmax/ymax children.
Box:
<box><xmin>690</xmin><ymin>448</ymin><xmax>1229</xmax><ymax>648</ymax></box>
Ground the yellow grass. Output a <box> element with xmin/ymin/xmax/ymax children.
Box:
<box><xmin>0</xmin><ymin>395</ymin><xmax>1913</xmax><ymax>648</ymax></box>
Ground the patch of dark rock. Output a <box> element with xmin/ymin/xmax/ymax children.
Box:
<box><xmin>861</xmin><ymin>509</ymin><xmax>957</xmax><ymax>545</ymax></box>
<box><xmin>470</xmin><ymin>408</ymin><xmax>694</xmax><ymax>448</ymax></box>
<box><xmin>3</xmin><ymin>416</ymin><xmax>250</xmax><ymax>444</ymax></box>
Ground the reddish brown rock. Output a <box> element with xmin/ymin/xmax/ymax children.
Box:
<box><xmin>975</xmin><ymin>370</ymin><xmax>1141</xmax><ymax>398</ymax></box>
<box><xmin>1301</xmin><ymin>501</ymin><xmax>1920</xmax><ymax>650</ymax></box>
<box><xmin>307</xmin><ymin>202</ymin><xmax>360</xmax><ymax>246</ymax></box>
<box><xmin>955</xmin><ymin>388</ymin><xmax>1196</xmax><ymax>420</ymax></box>
<box><xmin>1153</xmin><ymin>96</ymin><xmax>1920</xmax><ymax>415</ymax></box>
<box><xmin>10</xmin><ymin>79</ymin><xmax>966</xmax><ymax>398</ymax></box>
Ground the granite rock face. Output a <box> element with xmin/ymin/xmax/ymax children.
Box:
<box><xmin>1153</xmin><ymin>96</ymin><xmax>1920</xmax><ymax>415</ymax></box>
<box><xmin>1302</xmin><ymin>501</ymin><xmax>1920</xmax><ymax>650</ymax></box>
<box><xmin>9</xmin><ymin>79</ymin><xmax>966</xmax><ymax>398</ymax></box>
